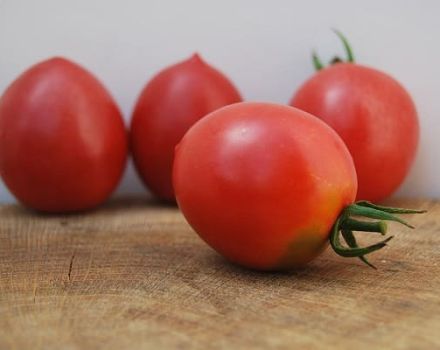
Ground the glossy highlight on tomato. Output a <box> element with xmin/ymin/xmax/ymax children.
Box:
<box><xmin>173</xmin><ymin>102</ymin><xmax>358</xmax><ymax>270</ymax></box>
<box><xmin>0</xmin><ymin>57</ymin><xmax>128</xmax><ymax>212</ymax></box>
<box><xmin>130</xmin><ymin>53</ymin><xmax>242</xmax><ymax>201</ymax></box>
<box><xmin>290</xmin><ymin>32</ymin><xmax>419</xmax><ymax>202</ymax></box>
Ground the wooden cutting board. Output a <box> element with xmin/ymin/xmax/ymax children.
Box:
<box><xmin>0</xmin><ymin>198</ymin><xmax>438</xmax><ymax>349</ymax></box>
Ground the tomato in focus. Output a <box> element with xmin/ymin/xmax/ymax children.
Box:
<box><xmin>130</xmin><ymin>53</ymin><xmax>242</xmax><ymax>201</ymax></box>
<box><xmin>0</xmin><ymin>57</ymin><xmax>128</xmax><ymax>212</ymax></box>
<box><xmin>173</xmin><ymin>102</ymin><xmax>358</xmax><ymax>270</ymax></box>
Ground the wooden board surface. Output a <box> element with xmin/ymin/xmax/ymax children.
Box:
<box><xmin>0</xmin><ymin>198</ymin><xmax>439</xmax><ymax>349</ymax></box>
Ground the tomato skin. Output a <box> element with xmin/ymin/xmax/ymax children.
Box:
<box><xmin>0</xmin><ymin>57</ymin><xmax>127</xmax><ymax>212</ymax></box>
<box><xmin>291</xmin><ymin>63</ymin><xmax>419</xmax><ymax>202</ymax></box>
<box><xmin>130</xmin><ymin>54</ymin><xmax>242</xmax><ymax>201</ymax></box>
<box><xmin>173</xmin><ymin>102</ymin><xmax>357</xmax><ymax>270</ymax></box>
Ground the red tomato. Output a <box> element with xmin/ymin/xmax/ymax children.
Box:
<box><xmin>130</xmin><ymin>53</ymin><xmax>242</xmax><ymax>201</ymax></box>
<box><xmin>0</xmin><ymin>57</ymin><xmax>127</xmax><ymax>212</ymax></box>
<box><xmin>290</xmin><ymin>34</ymin><xmax>419</xmax><ymax>202</ymax></box>
<box><xmin>173</xmin><ymin>102</ymin><xmax>357</xmax><ymax>270</ymax></box>
<box><xmin>173</xmin><ymin>102</ymin><xmax>424</xmax><ymax>270</ymax></box>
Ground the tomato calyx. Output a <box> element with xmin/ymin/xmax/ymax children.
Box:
<box><xmin>330</xmin><ymin>201</ymin><xmax>426</xmax><ymax>269</ymax></box>
<box><xmin>312</xmin><ymin>29</ymin><xmax>355</xmax><ymax>71</ymax></box>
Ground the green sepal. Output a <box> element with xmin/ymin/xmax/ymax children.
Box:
<box><xmin>332</xmin><ymin>29</ymin><xmax>355</xmax><ymax>62</ymax></box>
<box><xmin>329</xmin><ymin>201</ymin><xmax>425</xmax><ymax>269</ymax></box>
<box><xmin>312</xmin><ymin>51</ymin><xmax>324</xmax><ymax>71</ymax></box>
<box><xmin>356</xmin><ymin>201</ymin><xmax>427</xmax><ymax>214</ymax></box>
<box><xmin>346</xmin><ymin>204</ymin><xmax>414</xmax><ymax>228</ymax></box>
<box><xmin>311</xmin><ymin>30</ymin><xmax>356</xmax><ymax>71</ymax></box>
<box><xmin>341</xmin><ymin>229</ymin><xmax>376</xmax><ymax>269</ymax></box>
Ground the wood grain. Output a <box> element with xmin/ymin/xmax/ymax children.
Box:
<box><xmin>0</xmin><ymin>198</ymin><xmax>439</xmax><ymax>349</ymax></box>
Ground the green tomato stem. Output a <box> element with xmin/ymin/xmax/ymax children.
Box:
<box><xmin>330</xmin><ymin>201</ymin><xmax>426</xmax><ymax>268</ymax></box>
<box><xmin>332</xmin><ymin>29</ymin><xmax>355</xmax><ymax>63</ymax></box>
<box><xmin>312</xmin><ymin>51</ymin><xmax>324</xmax><ymax>71</ymax></box>
<box><xmin>342</xmin><ymin>218</ymin><xmax>387</xmax><ymax>235</ymax></box>
<box><xmin>341</xmin><ymin>229</ymin><xmax>377</xmax><ymax>269</ymax></box>
<box><xmin>311</xmin><ymin>30</ymin><xmax>356</xmax><ymax>71</ymax></box>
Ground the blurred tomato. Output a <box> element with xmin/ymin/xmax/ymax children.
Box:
<box><xmin>0</xmin><ymin>57</ymin><xmax>127</xmax><ymax>212</ymax></box>
<box><xmin>130</xmin><ymin>53</ymin><xmax>242</xmax><ymax>201</ymax></box>
<box><xmin>290</xmin><ymin>32</ymin><xmax>419</xmax><ymax>202</ymax></box>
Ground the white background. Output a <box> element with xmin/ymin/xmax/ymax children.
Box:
<box><xmin>0</xmin><ymin>0</ymin><xmax>439</xmax><ymax>202</ymax></box>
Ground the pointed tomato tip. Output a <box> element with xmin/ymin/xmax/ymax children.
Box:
<box><xmin>189</xmin><ymin>53</ymin><xmax>204</xmax><ymax>64</ymax></box>
<box><xmin>46</xmin><ymin>56</ymin><xmax>72</xmax><ymax>65</ymax></box>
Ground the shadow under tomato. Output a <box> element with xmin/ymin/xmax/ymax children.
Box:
<box><xmin>2</xmin><ymin>194</ymin><xmax>178</xmax><ymax>218</ymax></box>
<box><xmin>198</xmin><ymin>248</ymin><xmax>356</xmax><ymax>281</ymax></box>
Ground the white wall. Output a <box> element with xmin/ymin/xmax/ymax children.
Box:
<box><xmin>0</xmin><ymin>0</ymin><xmax>439</xmax><ymax>202</ymax></box>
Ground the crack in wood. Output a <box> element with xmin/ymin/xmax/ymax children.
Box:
<box><xmin>68</xmin><ymin>253</ymin><xmax>75</xmax><ymax>282</ymax></box>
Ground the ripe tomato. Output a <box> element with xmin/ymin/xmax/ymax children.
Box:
<box><xmin>0</xmin><ymin>57</ymin><xmax>127</xmax><ymax>212</ymax></box>
<box><xmin>130</xmin><ymin>53</ymin><xmax>242</xmax><ymax>201</ymax></box>
<box><xmin>290</xmin><ymin>32</ymin><xmax>419</xmax><ymax>202</ymax></box>
<box><xmin>174</xmin><ymin>102</ymin><xmax>357</xmax><ymax>269</ymax></box>
<box><xmin>173</xmin><ymin>102</ymin><xmax>424</xmax><ymax>270</ymax></box>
